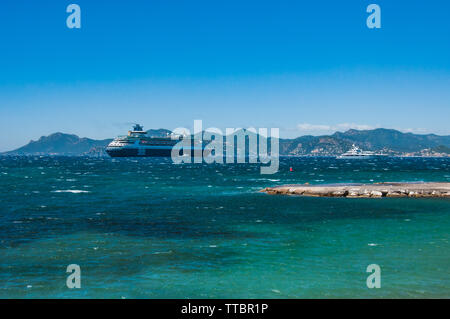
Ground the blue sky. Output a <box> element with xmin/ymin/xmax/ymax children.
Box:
<box><xmin>0</xmin><ymin>0</ymin><xmax>449</xmax><ymax>151</ymax></box>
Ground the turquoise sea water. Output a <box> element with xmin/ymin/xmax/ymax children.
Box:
<box><xmin>0</xmin><ymin>156</ymin><xmax>449</xmax><ymax>298</ymax></box>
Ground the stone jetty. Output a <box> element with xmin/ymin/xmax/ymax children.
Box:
<box><xmin>261</xmin><ymin>182</ymin><xmax>450</xmax><ymax>198</ymax></box>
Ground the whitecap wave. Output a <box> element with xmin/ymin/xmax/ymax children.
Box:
<box><xmin>52</xmin><ymin>190</ymin><xmax>91</xmax><ymax>194</ymax></box>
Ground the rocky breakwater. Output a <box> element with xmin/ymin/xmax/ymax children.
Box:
<box><xmin>261</xmin><ymin>182</ymin><xmax>450</xmax><ymax>198</ymax></box>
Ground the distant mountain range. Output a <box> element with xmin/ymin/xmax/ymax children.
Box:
<box><xmin>2</xmin><ymin>129</ymin><xmax>171</xmax><ymax>156</ymax></box>
<box><xmin>2</xmin><ymin>128</ymin><xmax>450</xmax><ymax>157</ymax></box>
<box><xmin>2</xmin><ymin>133</ymin><xmax>112</xmax><ymax>156</ymax></box>
<box><xmin>280</xmin><ymin>128</ymin><xmax>450</xmax><ymax>156</ymax></box>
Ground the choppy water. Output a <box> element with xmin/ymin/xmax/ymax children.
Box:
<box><xmin>0</xmin><ymin>156</ymin><xmax>449</xmax><ymax>298</ymax></box>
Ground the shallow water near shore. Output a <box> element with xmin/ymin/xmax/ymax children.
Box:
<box><xmin>0</xmin><ymin>156</ymin><xmax>449</xmax><ymax>298</ymax></box>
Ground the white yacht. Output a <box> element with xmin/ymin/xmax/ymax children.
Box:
<box><xmin>337</xmin><ymin>144</ymin><xmax>381</xmax><ymax>159</ymax></box>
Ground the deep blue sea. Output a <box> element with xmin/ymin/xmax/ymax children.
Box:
<box><xmin>0</xmin><ymin>156</ymin><xmax>449</xmax><ymax>298</ymax></box>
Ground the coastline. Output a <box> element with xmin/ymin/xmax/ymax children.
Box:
<box><xmin>261</xmin><ymin>182</ymin><xmax>450</xmax><ymax>198</ymax></box>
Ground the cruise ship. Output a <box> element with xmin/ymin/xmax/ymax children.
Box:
<box><xmin>337</xmin><ymin>144</ymin><xmax>386</xmax><ymax>159</ymax></box>
<box><xmin>106</xmin><ymin>124</ymin><xmax>200</xmax><ymax>157</ymax></box>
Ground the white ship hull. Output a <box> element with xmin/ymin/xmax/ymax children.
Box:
<box><xmin>337</xmin><ymin>144</ymin><xmax>387</xmax><ymax>159</ymax></box>
<box><xmin>337</xmin><ymin>154</ymin><xmax>376</xmax><ymax>159</ymax></box>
